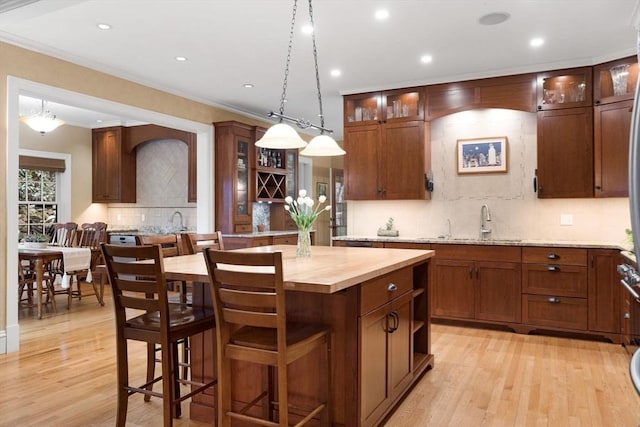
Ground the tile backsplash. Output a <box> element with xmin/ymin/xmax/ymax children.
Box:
<box><xmin>107</xmin><ymin>139</ymin><xmax>196</xmax><ymax>230</ymax></box>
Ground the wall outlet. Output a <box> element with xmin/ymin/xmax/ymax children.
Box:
<box><xmin>117</xmin><ymin>214</ymin><xmax>121</xmax><ymax>221</ymax></box>
<box><xmin>560</xmin><ymin>214</ymin><xmax>573</xmax><ymax>226</ymax></box>
<box><xmin>141</xmin><ymin>214</ymin><xmax>146</xmax><ymax>222</ymax></box>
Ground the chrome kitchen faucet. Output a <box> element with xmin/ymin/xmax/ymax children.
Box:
<box><xmin>480</xmin><ymin>204</ymin><xmax>492</xmax><ymax>240</ymax></box>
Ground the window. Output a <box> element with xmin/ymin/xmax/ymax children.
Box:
<box><xmin>18</xmin><ymin>168</ymin><xmax>58</xmax><ymax>237</ymax></box>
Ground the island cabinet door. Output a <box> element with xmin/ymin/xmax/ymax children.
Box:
<box><xmin>360</xmin><ymin>291</ymin><xmax>413</xmax><ymax>427</ymax></box>
<box><xmin>360</xmin><ymin>303</ymin><xmax>391</xmax><ymax>427</ymax></box>
<box><xmin>432</xmin><ymin>259</ymin><xmax>475</xmax><ymax>319</ymax></box>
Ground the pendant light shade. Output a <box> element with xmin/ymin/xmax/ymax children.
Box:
<box><xmin>300</xmin><ymin>134</ymin><xmax>345</xmax><ymax>156</ymax></box>
<box><xmin>255</xmin><ymin>122</ymin><xmax>308</xmax><ymax>149</ymax></box>
<box><xmin>22</xmin><ymin>100</ymin><xmax>64</xmax><ymax>135</ymax></box>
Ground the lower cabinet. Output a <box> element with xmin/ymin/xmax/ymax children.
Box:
<box><xmin>431</xmin><ymin>245</ymin><xmax>521</xmax><ymax>323</ymax></box>
<box><xmin>522</xmin><ymin>247</ymin><xmax>589</xmax><ymax>330</ymax></box>
<box><xmin>223</xmin><ymin>231</ymin><xmax>314</xmax><ymax>249</ymax></box>
<box><xmin>360</xmin><ymin>291</ymin><xmax>413</xmax><ymax>427</ymax></box>
<box><xmin>358</xmin><ymin>265</ymin><xmax>427</xmax><ymax>427</ymax></box>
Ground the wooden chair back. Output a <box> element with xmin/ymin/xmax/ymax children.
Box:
<box><xmin>78</xmin><ymin>222</ymin><xmax>108</xmax><ymax>249</ymax></box>
<box><xmin>101</xmin><ymin>243</ymin><xmax>171</xmax><ymax>332</ymax></box>
<box><xmin>203</xmin><ymin>249</ymin><xmax>285</xmax><ymax>338</ymax></box>
<box><xmin>183</xmin><ymin>232</ymin><xmax>225</xmax><ymax>254</ymax></box>
<box><xmin>50</xmin><ymin>222</ymin><xmax>78</xmax><ymax>247</ymax></box>
<box><xmin>136</xmin><ymin>234</ymin><xmax>183</xmax><ymax>258</ymax></box>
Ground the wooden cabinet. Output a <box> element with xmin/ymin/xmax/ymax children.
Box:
<box><xmin>431</xmin><ymin>244</ymin><xmax>521</xmax><ymax>323</ymax></box>
<box><xmin>255</xmin><ymin>145</ymin><xmax>295</xmax><ymax>202</ymax></box>
<box><xmin>594</xmin><ymin>100</ymin><xmax>632</xmax><ymax>197</ymax></box>
<box><xmin>344</xmin><ymin>87</ymin><xmax>423</xmax><ymax>127</ymax></box>
<box><xmin>536</xmin><ymin>107</ymin><xmax>594</xmax><ymax>198</ymax></box>
<box><xmin>594</xmin><ymin>56</ymin><xmax>638</xmax><ymax>105</ymax></box>
<box><xmin>425</xmin><ymin>73</ymin><xmax>536</xmax><ymax>120</ymax></box>
<box><xmin>588</xmin><ymin>249</ymin><xmax>621</xmax><ymax>334</ymax></box>
<box><xmin>92</xmin><ymin>127</ymin><xmax>136</xmax><ymax>203</ymax></box>
<box><xmin>536</xmin><ymin>67</ymin><xmax>592</xmax><ymax>111</ymax></box>
<box><xmin>344</xmin><ymin>120</ymin><xmax>430</xmax><ymax>200</ymax></box>
<box><xmin>359</xmin><ymin>267</ymin><xmax>416</xmax><ymax>427</ymax></box>
<box><xmin>522</xmin><ymin>247</ymin><xmax>589</xmax><ymax>330</ymax></box>
<box><xmin>214</xmin><ymin>121</ymin><xmax>254</xmax><ymax>234</ymax></box>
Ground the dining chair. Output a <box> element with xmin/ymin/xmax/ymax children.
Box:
<box><xmin>47</xmin><ymin>222</ymin><xmax>85</xmax><ymax>308</ymax></box>
<box><xmin>183</xmin><ymin>231</ymin><xmax>225</xmax><ymax>254</ymax></box>
<box><xmin>203</xmin><ymin>248</ymin><xmax>331</xmax><ymax>427</ymax></box>
<box><xmin>73</xmin><ymin>222</ymin><xmax>109</xmax><ymax>305</ymax></box>
<box><xmin>100</xmin><ymin>242</ymin><xmax>216</xmax><ymax>427</ymax></box>
<box><xmin>18</xmin><ymin>258</ymin><xmax>56</xmax><ymax>312</ymax></box>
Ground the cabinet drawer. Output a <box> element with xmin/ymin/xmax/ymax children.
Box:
<box><xmin>251</xmin><ymin>237</ymin><xmax>271</xmax><ymax>247</ymax></box>
<box><xmin>360</xmin><ymin>267</ymin><xmax>412</xmax><ymax>315</ymax></box>
<box><xmin>522</xmin><ymin>264</ymin><xmax>588</xmax><ymax>297</ymax></box>
<box><xmin>522</xmin><ymin>247</ymin><xmax>587</xmax><ymax>265</ymax></box>
<box><xmin>522</xmin><ymin>295</ymin><xmax>588</xmax><ymax>330</ymax></box>
<box><xmin>432</xmin><ymin>244</ymin><xmax>520</xmax><ymax>263</ymax></box>
<box><xmin>272</xmin><ymin>234</ymin><xmax>297</xmax><ymax>245</ymax></box>
<box><xmin>234</xmin><ymin>224</ymin><xmax>252</xmax><ymax>233</ymax></box>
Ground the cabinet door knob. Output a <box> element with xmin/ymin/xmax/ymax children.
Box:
<box><xmin>625</xmin><ymin>312</ymin><xmax>631</xmax><ymax>319</ymax></box>
<box><xmin>547</xmin><ymin>265</ymin><xmax>560</xmax><ymax>272</ymax></box>
<box><xmin>548</xmin><ymin>297</ymin><xmax>560</xmax><ymax>303</ymax></box>
<box><xmin>387</xmin><ymin>283</ymin><xmax>397</xmax><ymax>292</ymax></box>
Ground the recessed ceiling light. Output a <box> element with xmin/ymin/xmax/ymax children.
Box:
<box><xmin>478</xmin><ymin>12</ymin><xmax>510</xmax><ymax>25</ymax></box>
<box><xmin>301</xmin><ymin>24</ymin><xmax>314</xmax><ymax>34</ymax></box>
<box><xmin>375</xmin><ymin>9</ymin><xmax>389</xmax><ymax>20</ymax></box>
<box><xmin>330</xmin><ymin>69</ymin><xmax>341</xmax><ymax>77</ymax></box>
<box><xmin>97</xmin><ymin>23</ymin><xmax>111</xmax><ymax>30</ymax></box>
<box><xmin>243</xmin><ymin>83</ymin><xmax>254</xmax><ymax>88</ymax></box>
<box><xmin>530</xmin><ymin>37</ymin><xmax>544</xmax><ymax>47</ymax></box>
<box><xmin>175</xmin><ymin>56</ymin><xmax>188</xmax><ymax>62</ymax></box>
<box><xmin>420</xmin><ymin>55</ymin><xmax>433</xmax><ymax>64</ymax></box>
<box><xmin>96</xmin><ymin>119</ymin><xmax>103</xmax><ymax>123</ymax></box>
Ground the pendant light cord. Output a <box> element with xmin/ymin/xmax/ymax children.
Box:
<box><xmin>278</xmin><ymin>0</ymin><xmax>298</xmax><ymax>119</ymax></box>
<box><xmin>308</xmin><ymin>0</ymin><xmax>325</xmax><ymax>132</ymax></box>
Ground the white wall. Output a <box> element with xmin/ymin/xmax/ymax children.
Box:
<box><xmin>347</xmin><ymin>109</ymin><xmax>630</xmax><ymax>245</ymax></box>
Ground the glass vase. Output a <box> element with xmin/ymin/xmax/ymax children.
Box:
<box><xmin>296</xmin><ymin>227</ymin><xmax>312</xmax><ymax>258</ymax></box>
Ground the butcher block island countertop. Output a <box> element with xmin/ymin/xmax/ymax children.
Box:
<box><xmin>167</xmin><ymin>245</ymin><xmax>435</xmax><ymax>427</ymax></box>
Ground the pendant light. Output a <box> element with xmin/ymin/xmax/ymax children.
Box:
<box><xmin>256</xmin><ymin>0</ymin><xmax>345</xmax><ymax>156</ymax></box>
<box><xmin>22</xmin><ymin>99</ymin><xmax>65</xmax><ymax>135</ymax></box>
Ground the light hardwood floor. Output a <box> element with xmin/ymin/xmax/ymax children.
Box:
<box><xmin>3</xmin><ymin>285</ymin><xmax>640</xmax><ymax>426</ymax></box>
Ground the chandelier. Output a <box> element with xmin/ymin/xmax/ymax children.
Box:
<box><xmin>255</xmin><ymin>0</ymin><xmax>345</xmax><ymax>156</ymax></box>
<box><xmin>22</xmin><ymin>99</ymin><xmax>65</xmax><ymax>135</ymax></box>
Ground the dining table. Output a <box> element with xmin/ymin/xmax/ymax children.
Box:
<box><xmin>18</xmin><ymin>244</ymin><xmax>92</xmax><ymax>319</ymax></box>
<box><xmin>161</xmin><ymin>244</ymin><xmax>435</xmax><ymax>426</ymax></box>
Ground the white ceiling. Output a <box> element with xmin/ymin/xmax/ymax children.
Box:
<box><xmin>3</xmin><ymin>0</ymin><xmax>640</xmax><ymax>140</ymax></box>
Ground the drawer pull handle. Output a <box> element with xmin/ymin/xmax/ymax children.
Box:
<box><xmin>547</xmin><ymin>253</ymin><xmax>559</xmax><ymax>259</ymax></box>
<box><xmin>548</xmin><ymin>297</ymin><xmax>560</xmax><ymax>303</ymax></box>
<box><xmin>547</xmin><ymin>265</ymin><xmax>560</xmax><ymax>272</ymax></box>
<box><xmin>387</xmin><ymin>283</ymin><xmax>397</xmax><ymax>292</ymax></box>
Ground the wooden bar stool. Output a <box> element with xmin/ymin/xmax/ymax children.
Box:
<box><xmin>182</xmin><ymin>231</ymin><xmax>225</xmax><ymax>254</ymax></box>
<box><xmin>203</xmin><ymin>249</ymin><xmax>331</xmax><ymax>427</ymax></box>
<box><xmin>101</xmin><ymin>243</ymin><xmax>216</xmax><ymax>427</ymax></box>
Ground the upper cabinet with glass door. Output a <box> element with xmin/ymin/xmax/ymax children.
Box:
<box><xmin>536</xmin><ymin>67</ymin><xmax>593</xmax><ymax>110</ymax></box>
<box><xmin>594</xmin><ymin>55</ymin><xmax>638</xmax><ymax>105</ymax></box>
<box><xmin>344</xmin><ymin>87</ymin><xmax>424</xmax><ymax>127</ymax></box>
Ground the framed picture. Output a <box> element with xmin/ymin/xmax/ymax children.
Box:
<box><xmin>457</xmin><ymin>136</ymin><xmax>508</xmax><ymax>174</ymax></box>
<box><xmin>317</xmin><ymin>182</ymin><xmax>328</xmax><ymax>197</ymax></box>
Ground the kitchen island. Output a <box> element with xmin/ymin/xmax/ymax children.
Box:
<box><xmin>162</xmin><ymin>245</ymin><xmax>435</xmax><ymax>427</ymax></box>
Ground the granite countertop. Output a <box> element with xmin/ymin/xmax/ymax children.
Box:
<box><xmin>222</xmin><ymin>230</ymin><xmax>313</xmax><ymax>238</ymax></box>
<box><xmin>332</xmin><ymin>235</ymin><xmax>627</xmax><ymax>250</ymax></box>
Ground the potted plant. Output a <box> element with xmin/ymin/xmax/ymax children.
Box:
<box><xmin>21</xmin><ymin>232</ymin><xmax>50</xmax><ymax>249</ymax></box>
